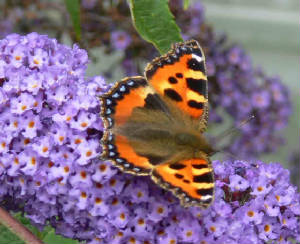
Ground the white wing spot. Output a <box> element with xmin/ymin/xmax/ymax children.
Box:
<box><xmin>112</xmin><ymin>93</ymin><xmax>119</xmax><ymax>98</ymax></box>
<box><xmin>192</xmin><ymin>54</ymin><xmax>203</xmax><ymax>63</ymax></box>
<box><xmin>120</xmin><ymin>85</ymin><xmax>126</xmax><ymax>92</ymax></box>
<box><xmin>201</xmin><ymin>195</ymin><xmax>212</xmax><ymax>200</ymax></box>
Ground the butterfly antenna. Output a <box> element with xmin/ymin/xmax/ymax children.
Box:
<box><xmin>212</xmin><ymin>148</ymin><xmax>240</xmax><ymax>160</ymax></box>
<box><xmin>214</xmin><ymin>114</ymin><xmax>255</xmax><ymax>142</ymax></box>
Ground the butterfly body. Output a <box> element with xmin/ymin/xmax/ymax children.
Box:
<box><xmin>100</xmin><ymin>40</ymin><xmax>215</xmax><ymax>207</ymax></box>
<box><xmin>117</xmin><ymin>101</ymin><xmax>214</xmax><ymax>164</ymax></box>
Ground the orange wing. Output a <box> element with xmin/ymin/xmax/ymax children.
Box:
<box><xmin>145</xmin><ymin>40</ymin><xmax>208</xmax><ymax>125</ymax></box>
<box><xmin>151</xmin><ymin>158</ymin><xmax>214</xmax><ymax>207</ymax></box>
<box><xmin>100</xmin><ymin>76</ymin><xmax>169</xmax><ymax>175</ymax></box>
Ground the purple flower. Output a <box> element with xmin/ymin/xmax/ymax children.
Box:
<box><xmin>81</xmin><ymin>0</ymin><xmax>97</xmax><ymax>9</ymax></box>
<box><xmin>205</xmin><ymin>216</ymin><xmax>228</xmax><ymax>238</ymax></box>
<box><xmin>258</xmin><ymin>216</ymin><xmax>280</xmax><ymax>241</ymax></box>
<box><xmin>156</xmin><ymin>226</ymin><xmax>177</xmax><ymax>244</ymax></box>
<box><xmin>177</xmin><ymin>217</ymin><xmax>202</xmax><ymax>242</ymax></box>
<box><xmin>123</xmin><ymin>179</ymin><xmax>149</xmax><ymax>203</ymax></box>
<box><xmin>279</xmin><ymin>209</ymin><xmax>298</xmax><ymax>230</ymax></box>
<box><xmin>241</xmin><ymin>199</ymin><xmax>264</xmax><ymax>225</ymax></box>
<box><xmin>268</xmin><ymin>77</ymin><xmax>287</xmax><ymax>103</ymax></box>
<box><xmin>252</xmin><ymin>90</ymin><xmax>271</xmax><ymax>109</ymax></box>
<box><xmin>186</xmin><ymin>2</ymin><xmax>205</xmax><ymax>35</ymax></box>
<box><xmin>250</xmin><ymin>176</ymin><xmax>272</xmax><ymax>196</ymax></box>
<box><xmin>206</xmin><ymin>60</ymin><xmax>216</xmax><ymax>76</ymax></box>
<box><xmin>147</xmin><ymin>198</ymin><xmax>170</xmax><ymax>222</ymax></box>
<box><xmin>227</xmin><ymin>220</ymin><xmax>244</xmax><ymax>240</ymax></box>
<box><xmin>111</xmin><ymin>31</ymin><xmax>131</xmax><ymax>50</ymax></box>
<box><xmin>227</xmin><ymin>46</ymin><xmax>243</xmax><ymax>65</ymax></box>
<box><xmin>122</xmin><ymin>58</ymin><xmax>138</xmax><ymax>76</ymax></box>
<box><xmin>229</xmin><ymin>174</ymin><xmax>250</xmax><ymax>191</ymax></box>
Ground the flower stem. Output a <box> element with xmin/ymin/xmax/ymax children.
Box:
<box><xmin>0</xmin><ymin>206</ymin><xmax>44</xmax><ymax>244</ymax></box>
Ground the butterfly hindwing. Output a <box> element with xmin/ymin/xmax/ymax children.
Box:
<box><xmin>151</xmin><ymin>158</ymin><xmax>214</xmax><ymax>207</ymax></box>
<box><xmin>100</xmin><ymin>76</ymin><xmax>172</xmax><ymax>175</ymax></box>
<box><xmin>145</xmin><ymin>40</ymin><xmax>209</xmax><ymax>129</ymax></box>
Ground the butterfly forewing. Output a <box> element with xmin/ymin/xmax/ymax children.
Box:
<box><xmin>145</xmin><ymin>40</ymin><xmax>209</xmax><ymax>128</ymax></box>
<box><xmin>100</xmin><ymin>76</ymin><xmax>157</xmax><ymax>175</ymax></box>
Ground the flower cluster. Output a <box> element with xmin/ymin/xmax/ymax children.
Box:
<box><xmin>0</xmin><ymin>33</ymin><xmax>299</xmax><ymax>244</ymax></box>
<box><xmin>0</xmin><ymin>31</ymin><xmax>106</xmax><ymax>230</ymax></box>
<box><xmin>199</xmin><ymin>33</ymin><xmax>292</xmax><ymax>158</ymax></box>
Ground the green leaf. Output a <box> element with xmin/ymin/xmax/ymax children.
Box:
<box><xmin>64</xmin><ymin>0</ymin><xmax>81</xmax><ymax>40</ymax></box>
<box><xmin>183</xmin><ymin>0</ymin><xmax>190</xmax><ymax>10</ymax></box>
<box><xmin>0</xmin><ymin>223</ymin><xmax>24</xmax><ymax>244</ymax></box>
<box><xmin>130</xmin><ymin>0</ymin><xmax>183</xmax><ymax>54</ymax></box>
<box><xmin>14</xmin><ymin>213</ymin><xmax>52</xmax><ymax>240</ymax></box>
<box><xmin>43</xmin><ymin>230</ymin><xmax>80</xmax><ymax>244</ymax></box>
<box><xmin>13</xmin><ymin>213</ymin><xmax>78</xmax><ymax>244</ymax></box>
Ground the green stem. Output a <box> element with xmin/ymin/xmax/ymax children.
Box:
<box><xmin>0</xmin><ymin>206</ymin><xmax>44</xmax><ymax>244</ymax></box>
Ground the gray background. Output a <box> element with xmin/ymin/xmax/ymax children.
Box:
<box><xmin>200</xmin><ymin>0</ymin><xmax>299</xmax><ymax>165</ymax></box>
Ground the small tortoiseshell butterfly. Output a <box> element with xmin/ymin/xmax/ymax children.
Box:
<box><xmin>100</xmin><ymin>40</ymin><xmax>216</xmax><ymax>208</ymax></box>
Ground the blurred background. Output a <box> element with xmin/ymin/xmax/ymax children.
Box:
<box><xmin>201</xmin><ymin>0</ymin><xmax>299</xmax><ymax>165</ymax></box>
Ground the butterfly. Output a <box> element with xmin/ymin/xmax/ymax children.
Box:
<box><xmin>100</xmin><ymin>40</ymin><xmax>216</xmax><ymax>208</ymax></box>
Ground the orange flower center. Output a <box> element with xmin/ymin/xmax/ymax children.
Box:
<box><xmin>80</xmin><ymin>171</ymin><xmax>87</xmax><ymax>179</ymax></box>
<box><xmin>81</xmin><ymin>122</ymin><xmax>87</xmax><ymax>128</ymax></box>
<box><xmin>64</xmin><ymin>166</ymin><xmax>69</xmax><ymax>173</ymax></box>
<box><xmin>31</xmin><ymin>157</ymin><xmax>36</xmax><ymax>165</ymax></box>
<box><xmin>138</xmin><ymin>218</ymin><xmax>145</xmax><ymax>225</ymax></box>
<box><xmin>257</xmin><ymin>186</ymin><xmax>263</xmax><ymax>192</ymax></box>
<box><xmin>95</xmin><ymin>197</ymin><xmax>102</xmax><ymax>204</ymax></box>
<box><xmin>86</xmin><ymin>151</ymin><xmax>92</xmax><ymax>157</ymax></box>
<box><xmin>247</xmin><ymin>211</ymin><xmax>254</xmax><ymax>217</ymax></box>
<box><xmin>157</xmin><ymin>207</ymin><xmax>164</xmax><ymax>214</ymax></box>
<box><xmin>210</xmin><ymin>226</ymin><xmax>216</xmax><ymax>232</ymax></box>
<box><xmin>100</xmin><ymin>164</ymin><xmax>107</xmax><ymax>172</ymax></box>
<box><xmin>264</xmin><ymin>224</ymin><xmax>271</xmax><ymax>232</ymax></box>
<box><xmin>119</xmin><ymin>213</ymin><xmax>125</xmax><ymax>220</ymax></box>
